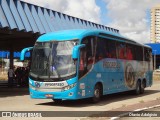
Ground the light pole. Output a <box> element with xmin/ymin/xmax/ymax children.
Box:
<box><xmin>154</xmin><ymin>50</ymin><xmax>157</xmax><ymax>70</ymax></box>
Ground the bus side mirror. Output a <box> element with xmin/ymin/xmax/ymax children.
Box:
<box><xmin>20</xmin><ymin>47</ymin><xmax>33</xmax><ymax>61</ymax></box>
<box><xmin>72</xmin><ymin>44</ymin><xmax>86</xmax><ymax>60</ymax></box>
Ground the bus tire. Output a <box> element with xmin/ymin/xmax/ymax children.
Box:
<box><xmin>134</xmin><ymin>81</ymin><xmax>141</xmax><ymax>95</ymax></box>
<box><xmin>140</xmin><ymin>81</ymin><xmax>145</xmax><ymax>94</ymax></box>
<box><xmin>53</xmin><ymin>99</ymin><xmax>62</xmax><ymax>103</ymax></box>
<box><xmin>92</xmin><ymin>84</ymin><xmax>102</xmax><ymax>103</ymax></box>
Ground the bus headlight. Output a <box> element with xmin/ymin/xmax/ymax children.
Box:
<box><xmin>62</xmin><ymin>83</ymin><xmax>77</xmax><ymax>91</ymax></box>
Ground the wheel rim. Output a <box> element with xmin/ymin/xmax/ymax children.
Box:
<box><xmin>94</xmin><ymin>89</ymin><xmax>100</xmax><ymax>98</ymax></box>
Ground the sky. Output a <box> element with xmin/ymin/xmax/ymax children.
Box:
<box><xmin>21</xmin><ymin>0</ymin><xmax>160</xmax><ymax>43</ymax></box>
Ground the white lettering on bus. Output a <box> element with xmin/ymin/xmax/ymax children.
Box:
<box><xmin>103</xmin><ymin>61</ymin><xmax>120</xmax><ymax>68</ymax></box>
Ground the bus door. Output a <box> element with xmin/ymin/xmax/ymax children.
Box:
<box><xmin>78</xmin><ymin>36</ymin><xmax>96</xmax><ymax>97</ymax></box>
<box><xmin>79</xmin><ymin>47</ymin><xmax>87</xmax><ymax>79</ymax></box>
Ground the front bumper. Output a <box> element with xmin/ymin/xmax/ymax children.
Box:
<box><xmin>29</xmin><ymin>86</ymin><xmax>78</xmax><ymax>100</ymax></box>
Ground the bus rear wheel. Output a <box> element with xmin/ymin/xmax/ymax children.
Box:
<box><xmin>91</xmin><ymin>84</ymin><xmax>102</xmax><ymax>103</ymax></box>
<box><xmin>134</xmin><ymin>81</ymin><xmax>141</xmax><ymax>95</ymax></box>
<box><xmin>140</xmin><ymin>81</ymin><xmax>145</xmax><ymax>94</ymax></box>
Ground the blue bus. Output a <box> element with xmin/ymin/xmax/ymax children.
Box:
<box><xmin>21</xmin><ymin>29</ymin><xmax>153</xmax><ymax>103</ymax></box>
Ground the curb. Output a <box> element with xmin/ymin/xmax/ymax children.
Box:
<box><xmin>110</xmin><ymin>104</ymin><xmax>160</xmax><ymax>120</ymax></box>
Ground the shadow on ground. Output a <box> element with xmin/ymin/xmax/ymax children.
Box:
<box><xmin>0</xmin><ymin>87</ymin><xmax>29</xmax><ymax>97</ymax></box>
<box><xmin>36</xmin><ymin>89</ymin><xmax>160</xmax><ymax>108</ymax></box>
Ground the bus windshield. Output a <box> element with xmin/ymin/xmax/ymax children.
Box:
<box><xmin>30</xmin><ymin>40</ymin><xmax>77</xmax><ymax>81</ymax></box>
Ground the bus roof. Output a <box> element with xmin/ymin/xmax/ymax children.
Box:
<box><xmin>37</xmin><ymin>29</ymin><xmax>143</xmax><ymax>46</ymax></box>
<box><xmin>37</xmin><ymin>29</ymin><xmax>94</xmax><ymax>42</ymax></box>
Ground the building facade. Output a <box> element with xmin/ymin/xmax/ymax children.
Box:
<box><xmin>151</xmin><ymin>5</ymin><xmax>160</xmax><ymax>43</ymax></box>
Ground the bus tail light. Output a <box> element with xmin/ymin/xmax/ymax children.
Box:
<box><xmin>62</xmin><ymin>83</ymin><xmax>77</xmax><ymax>91</ymax></box>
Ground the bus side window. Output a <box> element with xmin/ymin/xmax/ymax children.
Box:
<box><xmin>149</xmin><ymin>49</ymin><xmax>152</xmax><ymax>61</ymax></box>
<box><xmin>144</xmin><ymin>47</ymin><xmax>152</xmax><ymax>61</ymax></box>
<box><xmin>107</xmin><ymin>40</ymin><xmax>116</xmax><ymax>58</ymax></box>
<box><xmin>126</xmin><ymin>44</ymin><xmax>133</xmax><ymax>60</ymax></box>
<box><xmin>96</xmin><ymin>37</ymin><xmax>106</xmax><ymax>61</ymax></box>
<box><xmin>135</xmin><ymin>46</ymin><xmax>143</xmax><ymax>61</ymax></box>
<box><xmin>116</xmin><ymin>42</ymin><xmax>126</xmax><ymax>59</ymax></box>
<box><xmin>86</xmin><ymin>38</ymin><xmax>94</xmax><ymax>66</ymax></box>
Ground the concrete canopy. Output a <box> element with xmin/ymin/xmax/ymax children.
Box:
<box><xmin>0</xmin><ymin>29</ymin><xmax>37</xmax><ymax>51</ymax></box>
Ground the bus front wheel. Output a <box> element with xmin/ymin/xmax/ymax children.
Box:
<box><xmin>91</xmin><ymin>84</ymin><xmax>102</xmax><ymax>103</ymax></box>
